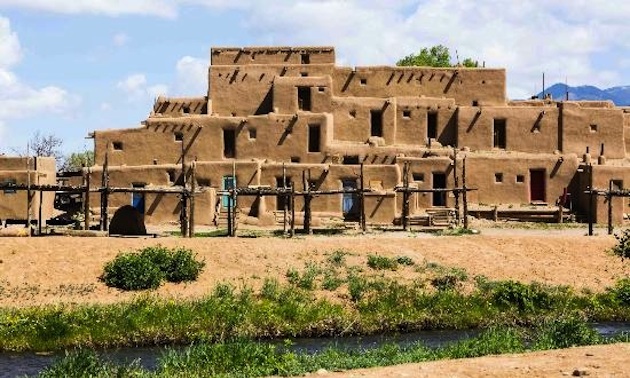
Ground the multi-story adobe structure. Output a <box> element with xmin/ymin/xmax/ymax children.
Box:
<box><xmin>88</xmin><ymin>46</ymin><xmax>630</xmax><ymax>228</ymax></box>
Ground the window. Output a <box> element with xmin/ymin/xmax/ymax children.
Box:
<box><xmin>197</xmin><ymin>178</ymin><xmax>211</xmax><ymax>187</ymax></box>
<box><xmin>167</xmin><ymin>169</ymin><xmax>177</xmax><ymax>184</ymax></box>
<box><xmin>248</xmin><ymin>128</ymin><xmax>257</xmax><ymax>140</ymax></box>
<box><xmin>297</xmin><ymin>86</ymin><xmax>312</xmax><ymax>111</ymax></box>
<box><xmin>360</xmin><ymin>78</ymin><xmax>367</xmax><ymax>86</ymax></box>
<box><xmin>493</xmin><ymin>119</ymin><xmax>506</xmax><ymax>149</ymax></box>
<box><xmin>349</xmin><ymin>110</ymin><xmax>356</xmax><ymax>118</ymax></box>
<box><xmin>427</xmin><ymin>112</ymin><xmax>438</xmax><ymax>139</ymax></box>
<box><xmin>3</xmin><ymin>178</ymin><xmax>16</xmax><ymax>194</ymax></box>
<box><xmin>516</xmin><ymin>175</ymin><xmax>525</xmax><ymax>183</ymax></box>
<box><xmin>301</xmin><ymin>53</ymin><xmax>310</xmax><ymax>64</ymax></box>
<box><xmin>308</xmin><ymin>124</ymin><xmax>321</xmax><ymax>152</ymax></box>
<box><xmin>174</xmin><ymin>132</ymin><xmax>184</xmax><ymax>141</ymax></box>
<box><xmin>495</xmin><ymin>173</ymin><xmax>503</xmax><ymax>183</ymax></box>
<box><xmin>370</xmin><ymin>109</ymin><xmax>383</xmax><ymax>137</ymax></box>
<box><xmin>472</xmin><ymin>100</ymin><xmax>479</xmax><ymax>106</ymax></box>
<box><xmin>612</xmin><ymin>180</ymin><xmax>623</xmax><ymax>191</ymax></box>
<box><xmin>402</xmin><ymin>110</ymin><xmax>411</xmax><ymax>118</ymax></box>
<box><xmin>307</xmin><ymin>179</ymin><xmax>319</xmax><ymax>190</ymax></box>
<box><xmin>590</xmin><ymin>124</ymin><xmax>598</xmax><ymax>133</ymax></box>
<box><xmin>300</xmin><ymin>72</ymin><xmax>308</xmax><ymax>77</ymax></box>
<box><xmin>412</xmin><ymin>173</ymin><xmax>424</xmax><ymax>182</ymax></box>
<box><xmin>318</xmin><ymin>87</ymin><xmax>326</xmax><ymax>93</ymax></box>
<box><xmin>112</xmin><ymin>141</ymin><xmax>123</xmax><ymax>151</ymax></box>
<box><xmin>223</xmin><ymin>129</ymin><xmax>236</xmax><ymax>158</ymax></box>
<box><xmin>343</xmin><ymin>155</ymin><xmax>360</xmax><ymax>165</ymax></box>
<box><xmin>182</xmin><ymin>105</ymin><xmax>190</xmax><ymax>114</ymax></box>
<box><xmin>291</xmin><ymin>156</ymin><xmax>301</xmax><ymax>163</ymax></box>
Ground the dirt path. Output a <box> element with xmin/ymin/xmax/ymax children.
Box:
<box><xmin>312</xmin><ymin>343</ymin><xmax>630</xmax><ymax>378</ymax></box>
<box><xmin>0</xmin><ymin>230</ymin><xmax>627</xmax><ymax>307</ymax></box>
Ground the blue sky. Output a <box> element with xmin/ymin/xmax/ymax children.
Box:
<box><xmin>0</xmin><ymin>0</ymin><xmax>628</xmax><ymax>156</ymax></box>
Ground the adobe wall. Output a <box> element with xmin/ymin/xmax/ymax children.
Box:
<box><xmin>397</xmin><ymin>156</ymin><xmax>456</xmax><ymax>212</ymax></box>
<box><xmin>209</xmin><ymin>64</ymin><xmax>335</xmax><ymax>116</ymax></box>
<box><xmin>152</xmin><ymin>96</ymin><xmax>208</xmax><ymax>117</ymax></box>
<box><xmin>458</xmin><ymin>105</ymin><xmax>560</xmax><ymax>153</ymax></box>
<box><xmin>624</xmin><ymin>111</ymin><xmax>630</xmax><ymax>156</ymax></box>
<box><xmin>561</xmin><ymin>102</ymin><xmax>625</xmax><ymax>158</ymax></box>
<box><xmin>579</xmin><ymin>165</ymin><xmax>630</xmax><ymax>224</ymax></box>
<box><xmin>0</xmin><ymin>156</ymin><xmax>56</xmax><ymax>222</ymax></box>
<box><xmin>272</xmin><ymin>76</ymin><xmax>333</xmax><ymax>114</ymax></box>
<box><xmin>95</xmin><ymin>113</ymin><xmax>332</xmax><ymax>166</ymax></box>
<box><xmin>211</xmin><ymin>47</ymin><xmax>335</xmax><ymax>66</ymax></box>
<box><xmin>464</xmin><ymin>154</ymin><xmax>579</xmax><ymax>205</ymax></box>
<box><xmin>332</xmin><ymin>66</ymin><xmax>507</xmax><ymax>106</ymax></box>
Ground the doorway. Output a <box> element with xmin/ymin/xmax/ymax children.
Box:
<box><xmin>432</xmin><ymin>173</ymin><xmax>446</xmax><ymax>207</ymax></box>
<box><xmin>342</xmin><ymin>179</ymin><xmax>359</xmax><ymax>221</ymax></box>
<box><xmin>529</xmin><ymin>169</ymin><xmax>546</xmax><ymax>202</ymax></box>
<box><xmin>131</xmin><ymin>183</ymin><xmax>146</xmax><ymax>214</ymax></box>
<box><xmin>222</xmin><ymin>175</ymin><xmax>236</xmax><ymax>209</ymax></box>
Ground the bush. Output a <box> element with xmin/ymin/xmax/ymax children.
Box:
<box><xmin>101</xmin><ymin>245</ymin><xmax>205</xmax><ymax>291</ymax></box>
<box><xmin>609</xmin><ymin>278</ymin><xmax>630</xmax><ymax>305</ymax></box>
<box><xmin>533</xmin><ymin>317</ymin><xmax>601</xmax><ymax>350</ymax></box>
<box><xmin>367</xmin><ymin>255</ymin><xmax>398</xmax><ymax>271</ymax></box>
<box><xmin>612</xmin><ymin>229</ymin><xmax>630</xmax><ymax>260</ymax></box>
<box><xmin>489</xmin><ymin>281</ymin><xmax>551</xmax><ymax>312</ymax></box>
<box><xmin>101</xmin><ymin>252</ymin><xmax>164</xmax><ymax>290</ymax></box>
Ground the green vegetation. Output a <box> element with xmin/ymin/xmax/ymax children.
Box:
<box><xmin>367</xmin><ymin>254</ymin><xmax>399</xmax><ymax>271</ymax></box>
<box><xmin>612</xmin><ymin>228</ymin><xmax>630</xmax><ymax>260</ymax></box>
<box><xmin>100</xmin><ymin>245</ymin><xmax>205</xmax><ymax>291</ymax></box>
<box><xmin>397</xmin><ymin>45</ymin><xmax>478</xmax><ymax>68</ymax></box>
<box><xmin>38</xmin><ymin>318</ymin><xmax>630</xmax><ymax>377</ymax></box>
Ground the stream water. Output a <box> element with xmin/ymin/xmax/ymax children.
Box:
<box><xmin>1</xmin><ymin>322</ymin><xmax>628</xmax><ymax>378</ymax></box>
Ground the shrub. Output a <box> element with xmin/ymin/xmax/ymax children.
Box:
<box><xmin>164</xmin><ymin>248</ymin><xmax>205</xmax><ymax>283</ymax></box>
<box><xmin>430</xmin><ymin>267</ymin><xmax>468</xmax><ymax>291</ymax></box>
<box><xmin>367</xmin><ymin>255</ymin><xmax>398</xmax><ymax>271</ymax></box>
<box><xmin>101</xmin><ymin>245</ymin><xmax>205</xmax><ymax>291</ymax></box>
<box><xmin>489</xmin><ymin>281</ymin><xmax>551</xmax><ymax>312</ymax></box>
<box><xmin>396</xmin><ymin>256</ymin><xmax>415</xmax><ymax>266</ymax></box>
<box><xmin>609</xmin><ymin>278</ymin><xmax>630</xmax><ymax>305</ymax></box>
<box><xmin>533</xmin><ymin>317</ymin><xmax>601</xmax><ymax>350</ymax></box>
<box><xmin>101</xmin><ymin>252</ymin><xmax>164</xmax><ymax>290</ymax></box>
<box><xmin>612</xmin><ymin>229</ymin><xmax>630</xmax><ymax>259</ymax></box>
<box><xmin>327</xmin><ymin>249</ymin><xmax>347</xmax><ymax>267</ymax></box>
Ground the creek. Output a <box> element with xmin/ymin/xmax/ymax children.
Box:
<box><xmin>1</xmin><ymin>322</ymin><xmax>628</xmax><ymax>378</ymax></box>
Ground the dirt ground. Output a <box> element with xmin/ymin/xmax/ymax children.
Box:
<box><xmin>0</xmin><ymin>227</ymin><xmax>628</xmax><ymax>376</ymax></box>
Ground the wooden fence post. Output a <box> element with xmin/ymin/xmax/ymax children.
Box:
<box><xmin>608</xmin><ymin>179</ymin><xmax>613</xmax><ymax>235</ymax></box>
<box><xmin>462</xmin><ymin>156</ymin><xmax>469</xmax><ymax>230</ymax></box>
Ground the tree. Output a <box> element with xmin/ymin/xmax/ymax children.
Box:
<box><xmin>396</xmin><ymin>45</ymin><xmax>478</xmax><ymax>68</ymax></box>
<box><xmin>61</xmin><ymin>151</ymin><xmax>94</xmax><ymax>172</ymax></box>
<box><xmin>12</xmin><ymin>131</ymin><xmax>64</xmax><ymax>165</ymax></box>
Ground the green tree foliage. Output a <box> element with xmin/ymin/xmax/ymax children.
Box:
<box><xmin>397</xmin><ymin>45</ymin><xmax>478</xmax><ymax>68</ymax></box>
<box><xmin>61</xmin><ymin>151</ymin><xmax>94</xmax><ymax>172</ymax></box>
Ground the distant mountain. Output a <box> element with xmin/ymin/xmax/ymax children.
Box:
<box><xmin>536</xmin><ymin>83</ymin><xmax>630</xmax><ymax>106</ymax></box>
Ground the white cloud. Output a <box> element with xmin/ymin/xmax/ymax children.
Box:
<box><xmin>117</xmin><ymin>73</ymin><xmax>168</xmax><ymax>100</ymax></box>
<box><xmin>112</xmin><ymin>32</ymin><xmax>129</xmax><ymax>47</ymax></box>
<box><xmin>0</xmin><ymin>16</ymin><xmax>74</xmax><ymax>151</ymax></box>
<box><xmin>174</xmin><ymin>56</ymin><xmax>207</xmax><ymax>95</ymax></box>
<box><xmin>0</xmin><ymin>0</ymin><xmax>177</xmax><ymax>18</ymax></box>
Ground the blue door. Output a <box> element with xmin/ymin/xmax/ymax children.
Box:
<box><xmin>342</xmin><ymin>179</ymin><xmax>359</xmax><ymax>220</ymax></box>
<box><xmin>222</xmin><ymin>175</ymin><xmax>236</xmax><ymax>208</ymax></box>
<box><xmin>131</xmin><ymin>184</ymin><xmax>145</xmax><ymax>214</ymax></box>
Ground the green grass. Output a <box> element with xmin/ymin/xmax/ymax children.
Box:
<box><xmin>39</xmin><ymin>318</ymin><xmax>625</xmax><ymax>378</ymax></box>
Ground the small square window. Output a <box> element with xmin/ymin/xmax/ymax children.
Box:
<box><xmin>318</xmin><ymin>87</ymin><xmax>325</xmax><ymax>93</ymax></box>
<box><xmin>402</xmin><ymin>110</ymin><xmax>411</xmax><ymax>118</ymax></box>
<box><xmin>249</xmin><ymin>128</ymin><xmax>257</xmax><ymax>139</ymax></box>
<box><xmin>516</xmin><ymin>175</ymin><xmax>525</xmax><ymax>183</ymax></box>
<box><xmin>495</xmin><ymin>173</ymin><xmax>503</xmax><ymax>183</ymax></box>
<box><xmin>343</xmin><ymin>155</ymin><xmax>360</xmax><ymax>165</ymax></box>
<box><xmin>412</xmin><ymin>173</ymin><xmax>424</xmax><ymax>182</ymax></box>
<box><xmin>198</xmin><ymin>178</ymin><xmax>211</xmax><ymax>187</ymax></box>
<box><xmin>300</xmin><ymin>72</ymin><xmax>308</xmax><ymax>77</ymax></box>
<box><xmin>290</xmin><ymin>156</ymin><xmax>301</xmax><ymax>163</ymax></box>
<box><xmin>472</xmin><ymin>100</ymin><xmax>479</xmax><ymax>106</ymax></box>
<box><xmin>182</xmin><ymin>105</ymin><xmax>190</xmax><ymax>114</ymax></box>
<box><xmin>112</xmin><ymin>141</ymin><xmax>123</xmax><ymax>151</ymax></box>
<box><xmin>174</xmin><ymin>132</ymin><xmax>184</xmax><ymax>141</ymax></box>
<box><xmin>360</xmin><ymin>78</ymin><xmax>367</xmax><ymax>86</ymax></box>
<box><xmin>349</xmin><ymin>110</ymin><xmax>357</xmax><ymax>118</ymax></box>
<box><xmin>3</xmin><ymin>178</ymin><xmax>16</xmax><ymax>194</ymax></box>
<box><xmin>301</xmin><ymin>53</ymin><xmax>310</xmax><ymax>64</ymax></box>
<box><xmin>590</xmin><ymin>124</ymin><xmax>598</xmax><ymax>133</ymax></box>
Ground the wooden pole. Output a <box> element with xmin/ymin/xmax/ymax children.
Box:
<box><xmin>360</xmin><ymin>162</ymin><xmax>366</xmax><ymax>232</ymax></box>
<box><xmin>588</xmin><ymin>164</ymin><xmax>594</xmax><ymax>236</ymax></box>
<box><xmin>290</xmin><ymin>182</ymin><xmax>296</xmax><ymax>237</ymax></box>
<box><xmin>282</xmin><ymin>163</ymin><xmax>287</xmax><ymax>234</ymax></box>
<box><xmin>180</xmin><ymin>135</ymin><xmax>188</xmax><ymax>238</ymax></box>
<box><xmin>26</xmin><ymin>143</ymin><xmax>32</xmax><ymax>234</ymax></box>
<box><xmin>303</xmin><ymin>170</ymin><xmax>311</xmax><ymax>234</ymax></box>
<box><xmin>189</xmin><ymin>161</ymin><xmax>196</xmax><ymax>238</ymax></box>
<box><xmin>453</xmin><ymin>149</ymin><xmax>460</xmax><ymax>226</ymax></box>
<box><xmin>232</xmin><ymin>161</ymin><xmax>237</xmax><ymax>236</ymax></box>
<box><xmin>101</xmin><ymin>147</ymin><xmax>109</xmax><ymax>232</ymax></box>
<box><xmin>608</xmin><ymin>179</ymin><xmax>613</xmax><ymax>235</ymax></box>
<box><xmin>227</xmin><ymin>190</ymin><xmax>233</xmax><ymax>237</ymax></box>
<box><xmin>38</xmin><ymin>185</ymin><xmax>43</xmax><ymax>235</ymax></box>
<box><xmin>84</xmin><ymin>168</ymin><xmax>90</xmax><ymax>230</ymax></box>
<box><xmin>402</xmin><ymin>162</ymin><xmax>410</xmax><ymax>231</ymax></box>
<box><xmin>462</xmin><ymin>156</ymin><xmax>469</xmax><ymax>229</ymax></box>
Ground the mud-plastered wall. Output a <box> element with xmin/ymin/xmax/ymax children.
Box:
<box><xmin>332</xmin><ymin>67</ymin><xmax>506</xmax><ymax>106</ymax></box>
<box><xmin>272</xmin><ymin>76</ymin><xmax>333</xmax><ymax>114</ymax></box>
<box><xmin>394</xmin><ymin>97</ymin><xmax>457</xmax><ymax>147</ymax></box>
<box><xmin>458</xmin><ymin>105</ymin><xmax>560</xmax><ymax>153</ymax></box>
<box><xmin>0</xmin><ymin>157</ymin><xmax>56</xmax><ymax>222</ymax></box>
<box><xmin>561</xmin><ymin>102</ymin><xmax>625</xmax><ymax>158</ymax></box>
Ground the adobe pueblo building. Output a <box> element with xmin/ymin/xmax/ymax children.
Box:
<box><xmin>89</xmin><ymin>46</ymin><xmax>630</xmax><ymax>229</ymax></box>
